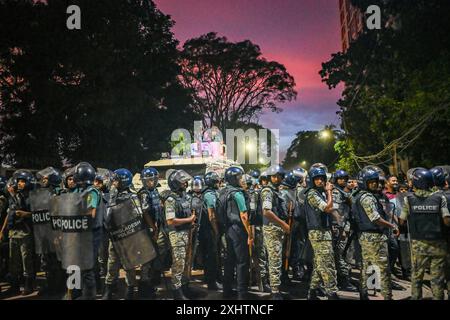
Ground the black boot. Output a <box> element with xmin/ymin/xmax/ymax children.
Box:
<box><xmin>101</xmin><ymin>284</ymin><xmax>113</xmax><ymax>300</ymax></box>
<box><xmin>22</xmin><ymin>277</ymin><xmax>34</xmax><ymax>296</ymax></box>
<box><xmin>359</xmin><ymin>288</ymin><xmax>369</xmax><ymax>300</ymax></box>
<box><xmin>307</xmin><ymin>289</ymin><xmax>320</xmax><ymax>300</ymax></box>
<box><xmin>173</xmin><ymin>288</ymin><xmax>189</xmax><ymax>300</ymax></box>
<box><xmin>125</xmin><ymin>286</ymin><xmax>135</xmax><ymax>300</ymax></box>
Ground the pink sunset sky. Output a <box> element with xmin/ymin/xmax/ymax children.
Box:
<box><xmin>154</xmin><ymin>0</ymin><xmax>344</xmax><ymax>160</ymax></box>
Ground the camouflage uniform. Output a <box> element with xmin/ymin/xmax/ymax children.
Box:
<box><xmin>138</xmin><ymin>188</ymin><xmax>170</xmax><ymax>287</ymax></box>
<box><xmin>104</xmin><ymin>240</ymin><xmax>137</xmax><ymax>287</ymax></box>
<box><xmin>331</xmin><ymin>187</ymin><xmax>352</xmax><ymax>287</ymax></box>
<box><xmin>165</xmin><ymin>195</ymin><xmax>190</xmax><ymax>290</ymax></box>
<box><xmin>8</xmin><ymin>191</ymin><xmax>35</xmax><ymax>285</ymax></box>
<box><xmin>358</xmin><ymin>193</ymin><xmax>392</xmax><ymax>300</ymax></box>
<box><xmin>306</xmin><ymin>189</ymin><xmax>338</xmax><ymax>296</ymax></box>
<box><xmin>104</xmin><ymin>191</ymin><xmax>141</xmax><ymax>288</ymax></box>
<box><xmin>261</xmin><ymin>184</ymin><xmax>285</xmax><ymax>292</ymax></box>
<box><xmin>248</xmin><ymin>187</ymin><xmax>268</xmax><ymax>283</ymax></box>
<box><xmin>400</xmin><ymin>189</ymin><xmax>449</xmax><ymax>300</ymax></box>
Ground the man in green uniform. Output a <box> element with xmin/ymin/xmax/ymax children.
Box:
<box><xmin>164</xmin><ymin>169</ymin><xmax>195</xmax><ymax>300</ymax></box>
<box><xmin>353</xmin><ymin>167</ymin><xmax>399</xmax><ymax>300</ymax></box>
<box><xmin>304</xmin><ymin>167</ymin><xmax>339</xmax><ymax>300</ymax></box>
<box><xmin>260</xmin><ymin>165</ymin><xmax>290</xmax><ymax>300</ymax></box>
<box><xmin>399</xmin><ymin>168</ymin><xmax>450</xmax><ymax>300</ymax></box>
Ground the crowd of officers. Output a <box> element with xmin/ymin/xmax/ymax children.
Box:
<box><xmin>0</xmin><ymin>161</ymin><xmax>449</xmax><ymax>300</ymax></box>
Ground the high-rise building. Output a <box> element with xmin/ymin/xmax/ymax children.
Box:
<box><xmin>339</xmin><ymin>0</ymin><xmax>364</xmax><ymax>51</ymax></box>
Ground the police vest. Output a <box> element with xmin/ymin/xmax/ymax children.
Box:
<box><xmin>261</xmin><ymin>185</ymin><xmax>286</xmax><ymax>226</ymax></box>
<box><xmin>408</xmin><ymin>193</ymin><xmax>444</xmax><ymax>240</ymax></box>
<box><xmin>248</xmin><ymin>188</ymin><xmax>263</xmax><ymax>226</ymax></box>
<box><xmin>224</xmin><ymin>186</ymin><xmax>245</xmax><ymax>226</ymax></box>
<box><xmin>8</xmin><ymin>191</ymin><xmax>33</xmax><ymax>231</ymax></box>
<box><xmin>333</xmin><ymin>186</ymin><xmax>351</xmax><ymax>219</ymax></box>
<box><xmin>304</xmin><ymin>188</ymin><xmax>331</xmax><ymax>231</ymax></box>
<box><xmin>352</xmin><ymin>191</ymin><xmax>387</xmax><ymax>233</ymax></box>
<box><xmin>166</xmin><ymin>192</ymin><xmax>192</xmax><ymax>232</ymax></box>
<box><xmin>139</xmin><ymin>188</ymin><xmax>163</xmax><ymax>225</ymax></box>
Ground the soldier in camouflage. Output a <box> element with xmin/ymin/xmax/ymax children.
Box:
<box><xmin>331</xmin><ymin>169</ymin><xmax>358</xmax><ymax>292</ymax></box>
<box><xmin>353</xmin><ymin>167</ymin><xmax>399</xmax><ymax>300</ymax></box>
<box><xmin>0</xmin><ymin>171</ymin><xmax>35</xmax><ymax>297</ymax></box>
<box><xmin>400</xmin><ymin>168</ymin><xmax>450</xmax><ymax>300</ymax></box>
<box><xmin>304</xmin><ymin>167</ymin><xmax>339</xmax><ymax>300</ymax></box>
<box><xmin>260</xmin><ymin>165</ymin><xmax>290</xmax><ymax>300</ymax></box>
<box><xmin>279</xmin><ymin>171</ymin><xmax>302</xmax><ymax>287</ymax></box>
<box><xmin>246</xmin><ymin>170</ymin><xmax>270</xmax><ymax>293</ymax></box>
<box><xmin>138</xmin><ymin>167</ymin><xmax>169</xmax><ymax>299</ymax></box>
<box><xmin>103</xmin><ymin>169</ymin><xmax>140</xmax><ymax>300</ymax></box>
<box><xmin>164</xmin><ymin>170</ymin><xmax>195</xmax><ymax>300</ymax></box>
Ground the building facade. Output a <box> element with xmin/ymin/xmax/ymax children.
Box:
<box><xmin>339</xmin><ymin>0</ymin><xmax>364</xmax><ymax>51</ymax></box>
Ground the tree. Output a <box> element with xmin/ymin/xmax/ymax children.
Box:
<box><xmin>0</xmin><ymin>0</ymin><xmax>197</xmax><ymax>171</ymax></box>
<box><xmin>283</xmin><ymin>125</ymin><xmax>341</xmax><ymax>171</ymax></box>
<box><xmin>179</xmin><ymin>32</ymin><xmax>297</xmax><ymax>133</ymax></box>
<box><xmin>320</xmin><ymin>0</ymin><xmax>450</xmax><ymax>170</ymax></box>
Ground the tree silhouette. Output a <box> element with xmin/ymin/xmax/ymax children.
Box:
<box><xmin>179</xmin><ymin>32</ymin><xmax>297</xmax><ymax>133</ymax></box>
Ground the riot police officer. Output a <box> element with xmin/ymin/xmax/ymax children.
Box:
<box><xmin>57</xmin><ymin>162</ymin><xmax>101</xmax><ymax>300</ymax></box>
<box><xmin>353</xmin><ymin>167</ymin><xmax>398</xmax><ymax>300</ymax></box>
<box><xmin>246</xmin><ymin>170</ymin><xmax>270</xmax><ymax>293</ymax></box>
<box><xmin>331</xmin><ymin>169</ymin><xmax>357</xmax><ymax>292</ymax></box>
<box><xmin>103</xmin><ymin>169</ymin><xmax>146</xmax><ymax>300</ymax></box>
<box><xmin>2</xmin><ymin>170</ymin><xmax>35</xmax><ymax>296</ymax></box>
<box><xmin>164</xmin><ymin>169</ymin><xmax>195</xmax><ymax>300</ymax></box>
<box><xmin>221</xmin><ymin>166</ymin><xmax>252</xmax><ymax>300</ymax></box>
<box><xmin>279</xmin><ymin>171</ymin><xmax>301</xmax><ymax>286</ymax></box>
<box><xmin>138</xmin><ymin>167</ymin><xmax>168</xmax><ymax>298</ymax></box>
<box><xmin>292</xmin><ymin>167</ymin><xmax>313</xmax><ymax>281</ymax></box>
<box><xmin>32</xmin><ymin>167</ymin><xmax>63</xmax><ymax>296</ymax></box>
<box><xmin>260</xmin><ymin>165</ymin><xmax>289</xmax><ymax>300</ymax></box>
<box><xmin>304</xmin><ymin>167</ymin><xmax>339</xmax><ymax>300</ymax></box>
<box><xmin>399</xmin><ymin>168</ymin><xmax>450</xmax><ymax>300</ymax></box>
<box><xmin>199</xmin><ymin>171</ymin><xmax>222</xmax><ymax>290</ymax></box>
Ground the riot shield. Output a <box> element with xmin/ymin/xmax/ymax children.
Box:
<box><xmin>105</xmin><ymin>196</ymin><xmax>156</xmax><ymax>270</ymax></box>
<box><xmin>29</xmin><ymin>188</ymin><xmax>56</xmax><ymax>255</ymax></box>
<box><xmin>50</xmin><ymin>192</ymin><xmax>94</xmax><ymax>271</ymax></box>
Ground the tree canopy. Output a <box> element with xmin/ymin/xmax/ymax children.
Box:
<box><xmin>179</xmin><ymin>32</ymin><xmax>297</xmax><ymax>133</ymax></box>
<box><xmin>283</xmin><ymin>125</ymin><xmax>341</xmax><ymax>171</ymax></box>
<box><xmin>0</xmin><ymin>0</ymin><xmax>196</xmax><ymax>171</ymax></box>
<box><xmin>320</xmin><ymin>0</ymin><xmax>450</xmax><ymax>171</ymax></box>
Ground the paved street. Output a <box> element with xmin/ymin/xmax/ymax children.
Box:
<box><xmin>1</xmin><ymin>268</ymin><xmax>442</xmax><ymax>301</ymax></box>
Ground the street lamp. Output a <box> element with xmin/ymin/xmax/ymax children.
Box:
<box><xmin>319</xmin><ymin>130</ymin><xmax>332</xmax><ymax>140</ymax></box>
